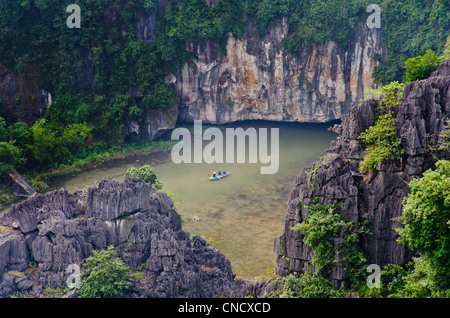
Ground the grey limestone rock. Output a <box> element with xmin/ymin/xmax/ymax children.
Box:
<box><xmin>0</xmin><ymin>177</ymin><xmax>235</xmax><ymax>298</ymax></box>
<box><xmin>274</xmin><ymin>61</ymin><xmax>450</xmax><ymax>285</ymax></box>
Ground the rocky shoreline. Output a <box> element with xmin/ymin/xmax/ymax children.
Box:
<box><xmin>0</xmin><ymin>177</ymin><xmax>237</xmax><ymax>298</ymax></box>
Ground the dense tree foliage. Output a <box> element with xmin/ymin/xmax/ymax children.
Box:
<box><xmin>372</xmin><ymin>0</ymin><xmax>449</xmax><ymax>84</ymax></box>
<box><xmin>404</xmin><ymin>49</ymin><xmax>441</xmax><ymax>82</ymax></box>
<box><xmin>78</xmin><ymin>245</ymin><xmax>134</xmax><ymax>298</ymax></box>
<box><xmin>396</xmin><ymin>160</ymin><xmax>450</xmax><ymax>295</ymax></box>
<box><xmin>125</xmin><ymin>165</ymin><xmax>162</xmax><ymax>191</ymax></box>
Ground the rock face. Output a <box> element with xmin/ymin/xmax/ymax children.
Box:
<box><xmin>0</xmin><ymin>66</ymin><xmax>50</xmax><ymax>125</ymax></box>
<box><xmin>274</xmin><ymin>61</ymin><xmax>450</xmax><ymax>285</ymax></box>
<box><xmin>173</xmin><ymin>20</ymin><xmax>382</xmax><ymax>125</ymax></box>
<box><xmin>133</xmin><ymin>8</ymin><xmax>383</xmax><ymax>139</ymax></box>
<box><xmin>1</xmin><ymin>6</ymin><xmax>382</xmax><ymax>141</ymax></box>
<box><xmin>7</xmin><ymin>172</ymin><xmax>36</xmax><ymax>198</ymax></box>
<box><xmin>0</xmin><ymin>177</ymin><xmax>235</xmax><ymax>298</ymax></box>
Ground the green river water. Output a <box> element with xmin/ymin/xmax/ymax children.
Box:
<box><xmin>49</xmin><ymin>121</ymin><xmax>337</xmax><ymax>279</ymax></box>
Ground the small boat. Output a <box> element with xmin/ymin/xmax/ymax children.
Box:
<box><xmin>209</xmin><ymin>172</ymin><xmax>231</xmax><ymax>181</ymax></box>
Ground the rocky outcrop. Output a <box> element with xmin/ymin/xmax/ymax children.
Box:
<box><xmin>0</xmin><ymin>177</ymin><xmax>235</xmax><ymax>298</ymax></box>
<box><xmin>6</xmin><ymin>172</ymin><xmax>36</xmax><ymax>198</ymax></box>
<box><xmin>274</xmin><ymin>61</ymin><xmax>450</xmax><ymax>285</ymax></box>
<box><xmin>0</xmin><ymin>66</ymin><xmax>50</xmax><ymax>125</ymax></box>
<box><xmin>173</xmin><ymin>20</ymin><xmax>382</xmax><ymax>125</ymax></box>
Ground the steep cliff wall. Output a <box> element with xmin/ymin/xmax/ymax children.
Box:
<box><xmin>173</xmin><ymin>19</ymin><xmax>382</xmax><ymax>125</ymax></box>
<box><xmin>274</xmin><ymin>61</ymin><xmax>450</xmax><ymax>285</ymax></box>
<box><xmin>1</xmin><ymin>4</ymin><xmax>382</xmax><ymax>141</ymax></box>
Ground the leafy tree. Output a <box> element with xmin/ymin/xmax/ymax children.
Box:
<box><xmin>30</xmin><ymin>119</ymin><xmax>63</xmax><ymax>165</ymax></box>
<box><xmin>397</xmin><ymin>160</ymin><xmax>450</xmax><ymax>294</ymax></box>
<box><xmin>375</xmin><ymin>81</ymin><xmax>405</xmax><ymax>111</ymax></box>
<box><xmin>280</xmin><ymin>272</ymin><xmax>344</xmax><ymax>298</ymax></box>
<box><xmin>291</xmin><ymin>201</ymin><xmax>343</xmax><ymax>274</ymax></box>
<box><xmin>404</xmin><ymin>49</ymin><xmax>440</xmax><ymax>82</ymax></box>
<box><xmin>125</xmin><ymin>165</ymin><xmax>162</xmax><ymax>191</ymax></box>
<box><xmin>62</xmin><ymin>123</ymin><xmax>93</xmax><ymax>151</ymax></box>
<box><xmin>373</xmin><ymin>0</ymin><xmax>449</xmax><ymax>84</ymax></box>
<box><xmin>97</xmin><ymin>94</ymin><xmax>130</xmax><ymax>144</ymax></box>
<box><xmin>0</xmin><ymin>141</ymin><xmax>26</xmax><ymax>173</ymax></box>
<box><xmin>78</xmin><ymin>245</ymin><xmax>134</xmax><ymax>298</ymax></box>
<box><xmin>30</xmin><ymin>119</ymin><xmax>92</xmax><ymax>167</ymax></box>
<box><xmin>8</xmin><ymin>121</ymin><xmax>33</xmax><ymax>150</ymax></box>
<box><xmin>359</xmin><ymin>82</ymin><xmax>405</xmax><ymax>173</ymax></box>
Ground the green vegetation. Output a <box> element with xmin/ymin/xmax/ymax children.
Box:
<box><xmin>291</xmin><ymin>197</ymin><xmax>369</xmax><ymax>285</ymax></box>
<box><xmin>372</xmin><ymin>0</ymin><xmax>449</xmax><ymax>85</ymax></box>
<box><xmin>125</xmin><ymin>165</ymin><xmax>163</xmax><ymax>191</ymax></box>
<box><xmin>395</xmin><ymin>160</ymin><xmax>450</xmax><ymax>296</ymax></box>
<box><xmin>280</xmin><ymin>160</ymin><xmax>450</xmax><ymax>298</ymax></box>
<box><xmin>78</xmin><ymin>245</ymin><xmax>134</xmax><ymax>298</ymax></box>
<box><xmin>0</xmin><ymin>0</ymin><xmax>448</xmax><ymax>298</ymax></box>
<box><xmin>358</xmin><ymin>112</ymin><xmax>404</xmax><ymax>173</ymax></box>
<box><xmin>0</xmin><ymin>0</ymin><xmax>176</xmax><ymax>189</ymax></box>
<box><xmin>404</xmin><ymin>49</ymin><xmax>441</xmax><ymax>82</ymax></box>
<box><xmin>280</xmin><ymin>272</ymin><xmax>344</xmax><ymax>298</ymax></box>
<box><xmin>359</xmin><ymin>82</ymin><xmax>405</xmax><ymax>173</ymax></box>
<box><xmin>284</xmin><ymin>154</ymin><xmax>369</xmax><ymax>298</ymax></box>
<box><xmin>0</xmin><ymin>111</ymin><xmax>175</xmax><ymax>195</ymax></box>
<box><xmin>351</xmin><ymin>161</ymin><xmax>450</xmax><ymax>298</ymax></box>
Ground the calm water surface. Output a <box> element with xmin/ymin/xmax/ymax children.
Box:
<box><xmin>51</xmin><ymin>121</ymin><xmax>337</xmax><ymax>278</ymax></box>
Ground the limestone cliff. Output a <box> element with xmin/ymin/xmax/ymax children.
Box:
<box><xmin>172</xmin><ymin>20</ymin><xmax>382</xmax><ymax>125</ymax></box>
<box><xmin>1</xmin><ymin>4</ymin><xmax>382</xmax><ymax>141</ymax></box>
<box><xmin>273</xmin><ymin>61</ymin><xmax>450</xmax><ymax>285</ymax></box>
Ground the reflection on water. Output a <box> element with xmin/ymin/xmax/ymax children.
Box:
<box><xmin>51</xmin><ymin>121</ymin><xmax>337</xmax><ymax>278</ymax></box>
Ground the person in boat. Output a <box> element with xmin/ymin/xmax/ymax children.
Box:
<box><xmin>213</xmin><ymin>171</ymin><xmax>217</xmax><ymax>177</ymax></box>
<box><xmin>218</xmin><ymin>171</ymin><xmax>222</xmax><ymax>176</ymax></box>
<box><xmin>222</xmin><ymin>170</ymin><xmax>227</xmax><ymax>175</ymax></box>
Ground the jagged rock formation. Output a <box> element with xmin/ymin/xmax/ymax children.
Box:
<box><xmin>0</xmin><ymin>177</ymin><xmax>235</xmax><ymax>298</ymax></box>
<box><xmin>174</xmin><ymin>20</ymin><xmax>382</xmax><ymax>125</ymax></box>
<box><xmin>6</xmin><ymin>172</ymin><xmax>36</xmax><ymax>198</ymax></box>
<box><xmin>274</xmin><ymin>61</ymin><xmax>450</xmax><ymax>285</ymax></box>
